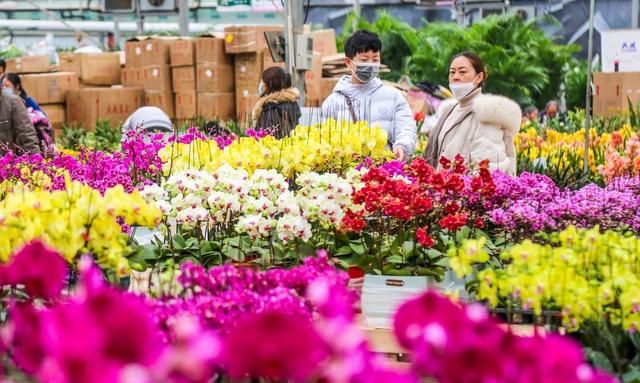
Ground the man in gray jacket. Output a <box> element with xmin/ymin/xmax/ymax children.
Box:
<box><xmin>321</xmin><ymin>30</ymin><xmax>417</xmax><ymax>161</ymax></box>
<box><xmin>0</xmin><ymin>89</ymin><xmax>41</xmax><ymax>156</ymax></box>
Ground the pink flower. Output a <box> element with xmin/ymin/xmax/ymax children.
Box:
<box><xmin>222</xmin><ymin>310</ymin><xmax>330</xmax><ymax>381</ymax></box>
<box><xmin>0</xmin><ymin>240</ymin><xmax>68</xmax><ymax>300</ymax></box>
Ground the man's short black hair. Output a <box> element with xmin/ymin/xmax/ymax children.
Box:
<box><xmin>344</xmin><ymin>30</ymin><xmax>382</xmax><ymax>59</ymax></box>
<box><xmin>0</xmin><ymin>59</ymin><xmax>5</xmax><ymax>72</ymax></box>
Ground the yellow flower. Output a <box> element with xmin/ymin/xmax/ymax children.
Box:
<box><xmin>461</xmin><ymin>226</ymin><xmax>640</xmax><ymax>331</ymax></box>
<box><xmin>160</xmin><ymin>120</ymin><xmax>393</xmax><ymax>177</ymax></box>
<box><xmin>0</xmin><ymin>181</ymin><xmax>161</xmax><ymax>274</ymax></box>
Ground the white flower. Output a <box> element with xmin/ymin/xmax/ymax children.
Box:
<box><xmin>139</xmin><ymin>183</ymin><xmax>168</xmax><ymax>204</ymax></box>
<box><xmin>242</xmin><ymin>196</ymin><xmax>277</xmax><ymax>217</ymax></box>
<box><xmin>276</xmin><ymin>191</ymin><xmax>301</xmax><ymax>216</ymax></box>
<box><xmin>236</xmin><ymin>214</ymin><xmax>275</xmax><ymax>240</ymax></box>
<box><xmin>176</xmin><ymin>206</ymin><xmax>209</xmax><ymax>226</ymax></box>
<box><xmin>276</xmin><ymin>214</ymin><xmax>312</xmax><ymax>243</ymax></box>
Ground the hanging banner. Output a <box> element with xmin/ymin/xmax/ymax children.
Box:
<box><xmin>601</xmin><ymin>29</ymin><xmax>640</xmax><ymax>72</ymax></box>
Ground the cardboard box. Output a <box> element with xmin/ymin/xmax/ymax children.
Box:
<box><xmin>41</xmin><ymin>104</ymin><xmax>66</xmax><ymax>130</ymax></box>
<box><xmin>304</xmin><ymin>52</ymin><xmax>322</xmax><ymax>101</ymax></box>
<box><xmin>141</xmin><ymin>38</ymin><xmax>175</xmax><ymax>67</ymax></box>
<box><xmin>175</xmin><ymin>91</ymin><xmax>197</xmax><ymax>120</ymax></box>
<box><xmin>234</xmin><ymin>52</ymin><xmax>263</xmax><ymax>90</ymax></box>
<box><xmin>305</xmin><ymin>29</ymin><xmax>338</xmax><ymax>56</ymax></box>
<box><xmin>6</xmin><ymin>55</ymin><xmax>50</xmax><ymax>74</ymax></box>
<box><xmin>171</xmin><ymin>38</ymin><xmax>196</xmax><ymax>67</ymax></box>
<box><xmin>125</xmin><ymin>40</ymin><xmax>143</xmax><ymax>68</ymax></box>
<box><xmin>172</xmin><ymin>66</ymin><xmax>196</xmax><ymax>92</ymax></box>
<box><xmin>195</xmin><ymin>35</ymin><xmax>233</xmax><ymax>65</ymax></box>
<box><xmin>58</xmin><ymin>53</ymin><xmax>82</xmax><ymax>76</ymax></box>
<box><xmin>235</xmin><ymin>89</ymin><xmax>259</xmax><ymax>118</ymax></box>
<box><xmin>197</xmin><ymin>63</ymin><xmax>234</xmax><ymax>93</ymax></box>
<box><xmin>223</xmin><ymin>25</ymin><xmax>284</xmax><ymax>54</ymax></box>
<box><xmin>66</xmin><ymin>87</ymin><xmax>143</xmax><ymax>129</ymax></box>
<box><xmin>122</xmin><ymin>67</ymin><xmax>144</xmax><ymax>88</ymax></box>
<box><xmin>320</xmin><ymin>77</ymin><xmax>339</xmax><ymax>100</ymax></box>
<box><xmin>145</xmin><ymin>91</ymin><xmax>175</xmax><ymax>118</ymax></box>
<box><xmin>80</xmin><ymin>52</ymin><xmax>122</xmax><ymax>85</ymax></box>
<box><xmin>594</xmin><ymin>72</ymin><xmax>640</xmax><ymax>117</ymax></box>
<box><xmin>143</xmin><ymin>65</ymin><xmax>172</xmax><ymax>92</ymax></box>
<box><xmin>21</xmin><ymin>72</ymin><xmax>79</xmax><ymax>105</ymax></box>
<box><xmin>197</xmin><ymin>92</ymin><xmax>235</xmax><ymax>120</ymax></box>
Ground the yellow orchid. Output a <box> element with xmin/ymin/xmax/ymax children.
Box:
<box><xmin>159</xmin><ymin>120</ymin><xmax>393</xmax><ymax>177</ymax></box>
<box><xmin>453</xmin><ymin>226</ymin><xmax>640</xmax><ymax>332</ymax></box>
<box><xmin>0</xmin><ymin>180</ymin><xmax>162</xmax><ymax>275</ymax></box>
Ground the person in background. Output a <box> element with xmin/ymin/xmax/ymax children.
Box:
<box><xmin>423</xmin><ymin>52</ymin><xmax>521</xmax><ymax>176</ymax></box>
<box><xmin>2</xmin><ymin>73</ymin><xmax>43</xmax><ymax>112</ymax></box>
<box><xmin>0</xmin><ymin>85</ymin><xmax>41</xmax><ymax>156</ymax></box>
<box><xmin>252</xmin><ymin>67</ymin><xmax>301</xmax><ymax>138</ymax></box>
<box><xmin>321</xmin><ymin>30</ymin><xmax>417</xmax><ymax>161</ymax></box>
<box><xmin>523</xmin><ymin>105</ymin><xmax>539</xmax><ymax>123</ymax></box>
<box><xmin>0</xmin><ymin>59</ymin><xmax>6</xmax><ymax>77</ymax></box>
<box><xmin>2</xmin><ymin>73</ymin><xmax>54</xmax><ymax>150</ymax></box>
<box><xmin>121</xmin><ymin>106</ymin><xmax>174</xmax><ymax>142</ymax></box>
<box><xmin>539</xmin><ymin>100</ymin><xmax>563</xmax><ymax>126</ymax></box>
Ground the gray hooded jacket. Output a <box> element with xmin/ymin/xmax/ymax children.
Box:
<box><xmin>321</xmin><ymin>75</ymin><xmax>417</xmax><ymax>156</ymax></box>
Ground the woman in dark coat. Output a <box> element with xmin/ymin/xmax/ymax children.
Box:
<box><xmin>252</xmin><ymin>67</ymin><xmax>301</xmax><ymax>138</ymax></box>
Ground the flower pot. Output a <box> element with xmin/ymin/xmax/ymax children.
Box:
<box><xmin>361</xmin><ymin>274</ymin><xmax>429</xmax><ymax>328</ymax></box>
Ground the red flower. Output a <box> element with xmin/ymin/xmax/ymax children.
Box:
<box><xmin>453</xmin><ymin>155</ymin><xmax>467</xmax><ymax>174</ymax></box>
<box><xmin>416</xmin><ymin>227</ymin><xmax>435</xmax><ymax>248</ymax></box>
<box><xmin>444</xmin><ymin>174</ymin><xmax>465</xmax><ymax>193</ymax></box>
<box><xmin>341</xmin><ymin>210</ymin><xmax>367</xmax><ymax>232</ymax></box>
<box><xmin>414</xmin><ymin>111</ymin><xmax>426</xmax><ymax>123</ymax></box>
<box><xmin>439</xmin><ymin>157</ymin><xmax>452</xmax><ymax>170</ymax></box>
<box><xmin>474</xmin><ymin>217</ymin><xmax>485</xmax><ymax>229</ymax></box>
<box><xmin>411</xmin><ymin>195</ymin><xmax>433</xmax><ymax>215</ymax></box>
<box><xmin>470</xmin><ymin>176</ymin><xmax>483</xmax><ymax>192</ymax></box>
<box><xmin>444</xmin><ymin>201</ymin><xmax>461</xmax><ymax>215</ymax></box>
<box><xmin>439</xmin><ymin>213</ymin><xmax>468</xmax><ymax>232</ymax></box>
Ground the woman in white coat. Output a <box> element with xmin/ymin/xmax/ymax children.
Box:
<box><xmin>423</xmin><ymin>52</ymin><xmax>521</xmax><ymax>176</ymax></box>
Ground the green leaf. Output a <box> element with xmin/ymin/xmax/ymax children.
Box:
<box><xmin>172</xmin><ymin>235</ymin><xmax>187</xmax><ymax>249</ymax></box>
<box><xmin>349</xmin><ymin>242</ymin><xmax>366</xmax><ymax>257</ymax></box>
<box><xmin>584</xmin><ymin>348</ymin><xmax>614</xmax><ymax>373</ymax></box>
<box><xmin>402</xmin><ymin>241</ymin><xmax>415</xmax><ymax>259</ymax></box>
<box><xmin>334</xmin><ymin>245</ymin><xmax>354</xmax><ymax>256</ymax></box>
<box><xmin>623</xmin><ymin>367</ymin><xmax>640</xmax><ymax>383</ymax></box>
<box><xmin>386</xmin><ymin>255</ymin><xmax>404</xmax><ymax>264</ymax></box>
<box><xmin>127</xmin><ymin>254</ymin><xmax>148</xmax><ymax>272</ymax></box>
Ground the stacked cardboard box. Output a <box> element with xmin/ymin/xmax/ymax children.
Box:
<box><xmin>6</xmin><ymin>55</ymin><xmax>51</xmax><ymax>74</ymax></box>
<box><xmin>593</xmin><ymin>72</ymin><xmax>640</xmax><ymax>117</ymax></box>
<box><xmin>223</xmin><ymin>25</ymin><xmax>285</xmax><ymax>118</ymax></box>
<box><xmin>66</xmin><ymin>87</ymin><xmax>144</xmax><ymax>130</ymax></box>
<box><xmin>192</xmin><ymin>35</ymin><xmax>235</xmax><ymax>121</ymax></box>
<box><xmin>21</xmin><ymin>71</ymin><xmax>80</xmax><ymax>133</ymax></box>
<box><xmin>123</xmin><ymin>37</ymin><xmax>175</xmax><ymax>118</ymax></box>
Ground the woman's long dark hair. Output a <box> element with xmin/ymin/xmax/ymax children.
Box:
<box><xmin>261</xmin><ymin>66</ymin><xmax>291</xmax><ymax>95</ymax></box>
<box><xmin>4</xmin><ymin>73</ymin><xmax>28</xmax><ymax>99</ymax></box>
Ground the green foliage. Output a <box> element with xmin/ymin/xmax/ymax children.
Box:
<box><xmin>57</xmin><ymin>120</ymin><xmax>121</xmax><ymax>152</ymax></box>
<box><xmin>564</xmin><ymin>60</ymin><xmax>587</xmax><ymax>111</ymax></box>
<box><xmin>57</xmin><ymin>125</ymin><xmax>87</xmax><ymax>151</ymax></box>
<box><xmin>341</xmin><ymin>12</ymin><xmax>583</xmax><ymax>108</ymax></box>
<box><xmin>84</xmin><ymin>120</ymin><xmax>121</xmax><ymax>152</ymax></box>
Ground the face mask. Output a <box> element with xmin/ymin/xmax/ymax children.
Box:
<box><xmin>353</xmin><ymin>62</ymin><xmax>380</xmax><ymax>83</ymax></box>
<box><xmin>449</xmin><ymin>81</ymin><xmax>477</xmax><ymax>100</ymax></box>
<box><xmin>2</xmin><ymin>88</ymin><xmax>14</xmax><ymax>96</ymax></box>
<box><xmin>258</xmin><ymin>83</ymin><xmax>264</xmax><ymax>96</ymax></box>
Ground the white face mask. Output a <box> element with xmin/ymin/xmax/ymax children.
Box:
<box><xmin>2</xmin><ymin>87</ymin><xmax>14</xmax><ymax>96</ymax></box>
<box><xmin>449</xmin><ymin>81</ymin><xmax>477</xmax><ymax>100</ymax></box>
